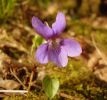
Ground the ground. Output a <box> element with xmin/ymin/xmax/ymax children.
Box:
<box><xmin>0</xmin><ymin>0</ymin><xmax>107</xmax><ymax>100</ymax></box>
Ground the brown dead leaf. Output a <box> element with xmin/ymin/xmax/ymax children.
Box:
<box><xmin>94</xmin><ymin>66</ymin><xmax>107</xmax><ymax>82</ymax></box>
<box><xmin>0</xmin><ymin>80</ymin><xmax>20</xmax><ymax>90</ymax></box>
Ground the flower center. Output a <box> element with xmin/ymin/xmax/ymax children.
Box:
<box><xmin>48</xmin><ymin>38</ymin><xmax>61</xmax><ymax>49</ymax></box>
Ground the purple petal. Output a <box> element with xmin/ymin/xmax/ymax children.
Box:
<box><xmin>52</xmin><ymin>12</ymin><xmax>66</xmax><ymax>35</ymax></box>
<box><xmin>36</xmin><ymin>43</ymin><xmax>49</xmax><ymax>64</ymax></box>
<box><xmin>32</xmin><ymin>16</ymin><xmax>53</xmax><ymax>40</ymax></box>
<box><xmin>61</xmin><ymin>39</ymin><xmax>82</xmax><ymax>57</ymax></box>
<box><xmin>48</xmin><ymin>46</ymin><xmax>68</xmax><ymax>67</ymax></box>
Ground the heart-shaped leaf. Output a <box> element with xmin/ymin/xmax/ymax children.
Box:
<box><xmin>43</xmin><ymin>76</ymin><xmax>59</xmax><ymax>99</ymax></box>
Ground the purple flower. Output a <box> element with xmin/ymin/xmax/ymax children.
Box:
<box><xmin>32</xmin><ymin>12</ymin><xmax>82</xmax><ymax>67</ymax></box>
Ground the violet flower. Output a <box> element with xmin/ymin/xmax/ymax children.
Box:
<box><xmin>32</xmin><ymin>12</ymin><xmax>82</xmax><ymax>67</ymax></box>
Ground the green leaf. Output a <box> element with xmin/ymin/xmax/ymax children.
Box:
<box><xmin>31</xmin><ymin>35</ymin><xmax>44</xmax><ymax>53</ymax></box>
<box><xmin>43</xmin><ymin>76</ymin><xmax>59</xmax><ymax>99</ymax></box>
<box><xmin>32</xmin><ymin>35</ymin><xmax>44</xmax><ymax>47</ymax></box>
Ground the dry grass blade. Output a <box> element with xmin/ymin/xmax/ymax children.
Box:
<box><xmin>91</xmin><ymin>34</ymin><xmax>107</xmax><ymax>65</ymax></box>
<box><xmin>10</xmin><ymin>68</ymin><xmax>27</xmax><ymax>90</ymax></box>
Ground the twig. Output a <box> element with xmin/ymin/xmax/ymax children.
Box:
<box><xmin>0</xmin><ymin>90</ymin><xmax>28</xmax><ymax>94</ymax></box>
<box><xmin>59</xmin><ymin>92</ymin><xmax>80</xmax><ymax>100</ymax></box>
<box><xmin>10</xmin><ymin>68</ymin><xmax>27</xmax><ymax>90</ymax></box>
<box><xmin>27</xmin><ymin>71</ymin><xmax>34</xmax><ymax>91</ymax></box>
<box><xmin>10</xmin><ymin>68</ymin><xmax>38</xmax><ymax>98</ymax></box>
